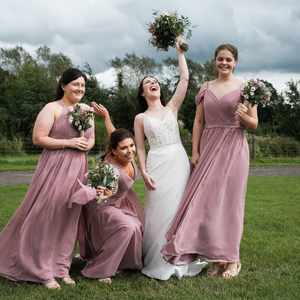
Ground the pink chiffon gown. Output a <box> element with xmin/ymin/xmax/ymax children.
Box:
<box><xmin>0</xmin><ymin>104</ymin><xmax>92</xmax><ymax>283</ymax></box>
<box><xmin>162</xmin><ymin>84</ymin><xmax>249</xmax><ymax>264</ymax></box>
<box><xmin>71</xmin><ymin>162</ymin><xmax>144</xmax><ymax>279</ymax></box>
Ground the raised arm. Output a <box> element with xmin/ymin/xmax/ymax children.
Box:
<box><xmin>91</xmin><ymin>102</ymin><xmax>116</xmax><ymax>136</ymax></box>
<box><xmin>33</xmin><ymin>103</ymin><xmax>92</xmax><ymax>151</ymax></box>
<box><xmin>134</xmin><ymin>114</ymin><xmax>156</xmax><ymax>190</ymax></box>
<box><xmin>167</xmin><ymin>37</ymin><xmax>189</xmax><ymax>112</ymax></box>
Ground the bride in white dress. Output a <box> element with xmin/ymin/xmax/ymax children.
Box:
<box><xmin>134</xmin><ymin>38</ymin><xmax>206</xmax><ymax>280</ymax></box>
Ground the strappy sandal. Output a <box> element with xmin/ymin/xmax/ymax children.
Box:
<box><xmin>43</xmin><ymin>279</ymin><xmax>61</xmax><ymax>290</ymax></box>
<box><xmin>98</xmin><ymin>278</ymin><xmax>112</xmax><ymax>284</ymax></box>
<box><xmin>62</xmin><ymin>276</ymin><xmax>76</xmax><ymax>285</ymax></box>
<box><xmin>207</xmin><ymin>263</ymin><xmax>222</xmax><ymax>277</ymax></box>
<box><xmin>222</xmin><ymin>262</ymin><xmax>241</xmax><ymax>279</ymax></box>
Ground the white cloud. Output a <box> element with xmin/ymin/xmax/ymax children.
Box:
<box><xmin>0</xmin><ymin>0</ymin><xmax>299</xmax><ymax>78</ymax></box>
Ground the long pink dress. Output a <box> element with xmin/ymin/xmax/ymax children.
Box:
<box><xmin>0</xmin><ymin>105</ymin><xmax>92</xmax><ymax>283</ymax></box>
<box><xmin>162</xmin><ymin>84</ymin><xmax>249</xmax><ymax>264</ymax></box>
<box><xmin>71</xmin><ymin>162</ymin><xmax>143</xmax><ymax>279</ymax></box>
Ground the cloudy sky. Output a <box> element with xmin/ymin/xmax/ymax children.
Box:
<box><xmin>1</xmin><ymin>0</ymin><xmax>299</xmax><ymax>90</ymax></box>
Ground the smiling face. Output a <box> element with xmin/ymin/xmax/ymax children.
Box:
<box><xmin>215</xmin><ymin>49</ymin><xmax>237</xmax><ymax>76</ymax></box>
<box><xmin>62</xmin><ymin>76</ymin><xmax>86</xmax><ymax>103</ymax></box>
<box><xmin>142</xmin><ymin>76</ymin><xmax>161</xmax><ymax>100</ymax></box>
<box><xmin>112</xmin><ymin>137</ymin><xmax>136</xmax><ymax>165</ymax></box>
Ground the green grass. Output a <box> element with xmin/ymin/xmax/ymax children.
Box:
<box><xmin>0</xmin><ymin>177</ymin><xmax>299</xmax><ymax>299</ymax></box>
<box><xmin>1</xmin><ymin>155</ymin><xmax>300</xmax><ymax>171</ymax></box>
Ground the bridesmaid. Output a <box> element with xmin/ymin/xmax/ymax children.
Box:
<box><xmin>71</xmin><ymin>108</ymin><xmax>143</xmax><ymax>284</ymax></box>
<box><xmin>0</xmin><ymin>68</ymin><xmax>95</xmax><ymax>289</ymax></box>
<box><xmin>162</xmin><ymin>44</ymin><xmax>258</xmax><ymax>278</ymax></box>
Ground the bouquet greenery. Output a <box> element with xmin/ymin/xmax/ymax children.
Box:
<box><xmin>87</xmin><ymin>161</ymin><xmax>119</xmax><ymax>203</ymax></box>
<box><xmin>68</xmin><ymin>104</ymin><xmax>94</xmax><ymax>136</ymax></box>
<box><xmin>148</xmin><ymin>11</ymin><xmax>192</xmax><ymax>51</ymax></box>
<box><xmin>241</xmin><ymin>79</ymin><xmax>272</xmax><ymax>107</ymax></box>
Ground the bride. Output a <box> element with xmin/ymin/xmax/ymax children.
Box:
<box><xmin>134</xmin><ymin>37</ymin><xmax>206</xmax><ymax>280</ymax></box>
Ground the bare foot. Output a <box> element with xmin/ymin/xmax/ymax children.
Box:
<box><xmin>62</xmin><ymin>276</ymin><xmax>76</xmax><ymax>285</ymax></box>
<box><xmin>98</xmin><ymin>278</ymin><xmax>112</xmax><ymax>284</ymax></box>
<box><xmin>43</xmin><ymin>279</ymin><xmax>61</xmax><ymax>290</ymax></box>
<box><xmin>222</xmin><ymin>262</ymin><xmax>241</xmax><ymax>279</ymax></box>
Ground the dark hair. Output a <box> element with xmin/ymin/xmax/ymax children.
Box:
<box><xmin>137</xmin><ymin>76</ymin><xmax>165</xmax><ymax>113</ymax></box>
<box><xmin>214</xmin><ymin>43</ymin><xmax>238</xmax><ymax>61</ymax></box>
<box><xmin>108</xmin><ymin>128</ymin><xmax>135</xmax><ymax>153</ymax></box>
<box><xmin>55</xmin><ymin>68</ymin><xmax>87</xmax><ymax>100</ymax></box>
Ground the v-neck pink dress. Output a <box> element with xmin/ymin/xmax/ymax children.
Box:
<box><xmin>72</xmin><ymin>162</ymin><xmax>144</xmax><ymax>279</ymax></box>
<box><xmin>162</xmin><ymin>84</ymin><xmax>249</xmax><ymax>264</ymax></box>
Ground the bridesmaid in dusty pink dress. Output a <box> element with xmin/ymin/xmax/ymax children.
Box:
<box><xmin>0</xmin><ymin>68</ymin><xmax>95</xmax><ymax>289</ymax></box>
<box><xmin>71</xmin><ymin>125</ymin><xmax>143</xmax><ymax>284</ymax></box>
<box><xmin>162</xmin><ymin>44</ymin><xmax>258</xmax><ymax>278</ymax></box>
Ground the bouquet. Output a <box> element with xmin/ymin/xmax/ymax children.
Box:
<box><xmin>148</xmin><ymin>11</ymin><xmax>192</xmax><ymax>51</ymax></box>
<box><xmin>241</xmin><ymin>79</ymin><xmax>272</xmax><ymax>107</ymax></box>
<box><xmin>87</xmin><ymin>161</ymin><xmax>119</xmax><ymax>203</ymax></box>
<box><xmin>68</xmin><ymin>104</ymin><xmax>94</xmax><ymax>136</ymax></box>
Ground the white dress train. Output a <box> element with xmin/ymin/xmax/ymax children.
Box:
<box><xmin>141</xmin><ymin>108</ymin><xmax>206</xmax><ymax>280</ymax></box>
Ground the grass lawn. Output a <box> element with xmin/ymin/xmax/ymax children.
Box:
<box><xmin>1</xmin><ymin>155</ymin><xmax>300</xmax><ymax>171</ymax></box>
<box><xmin>0</xmin><ymin>177</ymin><xmax>300</xmax><ymax>299</ymax></box>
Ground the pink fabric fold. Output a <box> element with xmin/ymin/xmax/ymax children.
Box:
<box><xmin>69</xmin><ymin>180</ymin><xmax>97</xmax><ymax>207</ymax></box>
<box><xmin>195</xmin><ymin>87</ymin><xmax>207</xmax><ymax>105</ymax></box>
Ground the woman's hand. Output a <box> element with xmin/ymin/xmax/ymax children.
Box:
<box><xmin>96</xmin><ymin>186</ymin><xmax>113</xmax><ymax>199</ymax></box>
<box><xmin>91</xmin><ymin>102</ymin><xmax>109</xmax><ymax>119</ymax></box>
<box><xmin>235</xmin><ymin>103</ymin><xmax>249</xmax><ymax>118</ymax></box>
<box><xmin>67</xmin><ymin>137</ymin><xmax>89</xmax><ymax>151</ymax></box>
<box><xmin>142</xmin><ymin>172</ymin><xmax>156</xmax><ymax>191</ymax></box>
<box><xmin>175</xmin><ymin>36</ymin><xmax>187</xmax><ymax>53</ymax></box>
<box><xmin>191</xmin><ymin>152</ymin><xmax>200</xmax><ymax>166</ymax></box>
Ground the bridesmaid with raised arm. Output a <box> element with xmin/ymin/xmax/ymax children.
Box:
<box><xmin>162</xmin><ymin>44</ymin><xmax>258</xmax><ymax>279</ymax></box>
<box><xmin>0</xmin><ymin>68</ymin><xmax>95</xmax><ymax>289</ymax></box>
<box><xmin>71</xmin><ymin>104</ymin><xmax>143</xmax><ymax>284</ymax></box>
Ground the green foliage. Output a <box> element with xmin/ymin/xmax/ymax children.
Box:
<box><xmin>0</xmin><ymin>136</ymin><xmax>24</xmax><ymax>155</ymax></box>
<box><xmin>148</xmin><ymin>11</ymin><xmax>192</xmax><ymax>51</ymax></box>
<box><xmin>249</xmin><ymin>135</ymin><xmax>300</xmax><ymax>158</ymax></box>
<box><xmin>272</xmin><ymin>80</ymin><xmax>300</xmax><ymax>140</ymax></box>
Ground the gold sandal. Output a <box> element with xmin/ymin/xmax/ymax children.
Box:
<box><xmin>43</xmin><ymin>279</ymin><xmax>61</xmax><ymax>289</ymax></box>
<box><xmin>62</xmin><ymin>276</ymin><xmax>76</xmax><ymax>285</ymax></box>
<box><xmin>98</xmin><ymin>278</ymin><xmax>112</xmax><ymax>284</ymax></box>
<box><xmin>207</xmin><ymin>263</ymin><xmax>222</xmax><ymax>277</ymax></box>
<box><xmin>222</xmin><ymin>262</ymin><xmax>241</xmax><ymax>279</ymax></box>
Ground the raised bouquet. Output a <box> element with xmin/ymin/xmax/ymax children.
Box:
<box><xmin>148</xmin><ymin>11</ymin><xmax>192</xmax><ymax>51</ymax></box>
<box><xmin>68</xmin><ymin>104</ymin><xmax>94</xmax><ymax>136</ymax></box>
<box><xmin>87</xmin><ymin>161</ymin><xmax>119</xmax><ymax>203</ymax></box>
<box><xmin>241</xmin><ymin>79</ymin><xmax>272</xmax><ymax>107</ymax></box>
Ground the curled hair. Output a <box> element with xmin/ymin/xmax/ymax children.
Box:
<box><xmin>137</xmin><ymin>76</ymin><xmax>165</xmax><ymax>113</ymax></box>
<box><xmin>55</xmin><ymin>68</ymin><xmax>87</xmax><ymax>100</ymax></box>
<box><xmin>108</xmin><ymin>128</ymin><xmax>135</xmax><ymax>153</ymax></box>
<box><xmin>214</xmin><ymin>43</ymin><xmax>238</xmax><ymax>61</ymax></box>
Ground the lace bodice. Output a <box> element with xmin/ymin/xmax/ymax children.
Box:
<box><xmin>143</xmin><ymin>109</ymin><xmax>181</xmax><ymax>149</ymax></box>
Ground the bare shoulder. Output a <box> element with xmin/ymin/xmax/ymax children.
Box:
<box><xmin>40</xmin><ymin>101</ymin><xmax>58</xmax><ymax>113</ymax></box>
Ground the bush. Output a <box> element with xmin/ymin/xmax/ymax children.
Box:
<box><xmin>0</xmin><ymin>136</ymin><xmax>25</xmax><ymax>155</ymax></box>
<box><xmin>248</xmin><ymin>135</ymin><xmax>300</xmax><ymax>158</ymax></box>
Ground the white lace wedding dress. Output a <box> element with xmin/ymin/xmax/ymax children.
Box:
<box><xmin>141</xmin><ymin>108</ymin><xmax>206</xmax><ymax>280</ymax></box>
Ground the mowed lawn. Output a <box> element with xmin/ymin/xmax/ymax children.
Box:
<box><xmin>0</xmin><ymin>177</ymin><xmax>299</xmax><ymax>300</ymax></box>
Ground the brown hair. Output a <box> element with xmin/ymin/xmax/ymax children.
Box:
<box><xmin>137</xmin><ymin>76</ymin><xmax>165</xmax><ymax>113</ymax></box>
<box><xmin>214</xmin><ymin>43</ymin><xmax>238</xmax><ymax>61</ymax></box>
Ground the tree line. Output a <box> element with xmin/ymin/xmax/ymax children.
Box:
<box><xmin>0</xmin><ymin>46</ymin><xmax>299</xmax><ymax>154</ymax></box>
